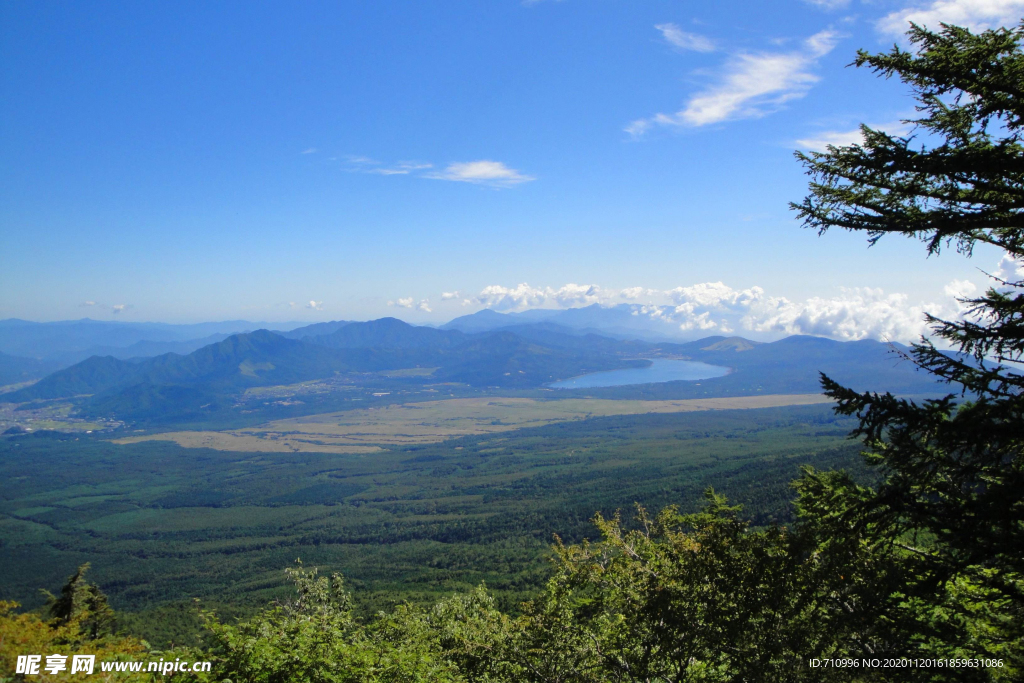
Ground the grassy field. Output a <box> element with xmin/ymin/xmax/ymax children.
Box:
<box><xmin>113</xmin><ymin>431</ymin><xmax>384</xmax><ymax>453</ymax></box>
<box><xmin>112</xmin><ymin>394</ymin><xmax>832</xmax><ymax>452</ymax></box>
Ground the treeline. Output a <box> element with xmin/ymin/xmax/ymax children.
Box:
<box><xmin>2</xmin><ymin>483</ymin><xmax>1018</xmax><ymax>681</ymax></box>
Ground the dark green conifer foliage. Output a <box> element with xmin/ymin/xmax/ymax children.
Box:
<box><xmin>792</xmin><ymin>21</ymin><xmax>1024</xmax><ymax>669</ymax></box>
<box><xmin>43</xmin><ymin>563</ymin><xmax>116</xmax><ymax>639</ymax></box>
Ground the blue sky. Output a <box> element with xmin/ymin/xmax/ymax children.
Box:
<box><xmin>2</xmin><ymin>0</ymin><xmax>1022</xmax><ymax>341</ymax></box>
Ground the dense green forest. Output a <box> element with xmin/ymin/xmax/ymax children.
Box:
<box><xmin>0</xmin><ymin>404</ymin><xmax>864</xmax><ymax>648</ymax></box>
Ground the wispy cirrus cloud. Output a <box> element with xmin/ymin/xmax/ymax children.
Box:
<box><xmin>627</xmin><ymin>29</ymin><xmax>841</xmax><ymax>135</ymax></box>
<box><xmin>342</xmin><ymin>156</ymin><xmax>533</xmax><ymax>188</ymax></box>
<box><xmin>803</xmin><ymin>0</ymin><xmax>850</xmax><ymax>9</ymax></box>
<box><xmin>79</xmin><ymin>300</ymin><xmax>132</xmax><ymax>315</ymax></box>
<box><xmin>425</xmin><ymin>161</ymin><xmax>535</xmax><ymax>187</ymax></box>
<box><xmin>655</xmin><ymin>23</ymin><xmax>716</xmax><ymax>52</ymax></box>
<box><xmin>877</xmin><ymin>0</ymin><xmax>1024</xmax><ymax>36</ymax></box>
<box><xmin>367</xmin><ymin>161</ymin><xmax>433</xmax><ymax>176</ymax></box>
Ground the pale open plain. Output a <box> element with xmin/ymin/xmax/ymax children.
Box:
<box><xmin>111</xmin><ymin>394</ymin><xmax>833</xmax><ymax>453</ymax></box>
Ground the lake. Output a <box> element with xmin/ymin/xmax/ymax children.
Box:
<box><xmin>549</xmin><ymin>358</ymin><xmax>731</xmax><ymax>389</ymax></box>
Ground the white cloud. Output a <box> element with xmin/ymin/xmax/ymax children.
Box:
<box><xmin>343</xmin><ymin>156</ymin><xmax>531</xmax><ymax>187</ymax></box>
<box><xmin>797</xmin><ymin>121</ymin><xmax>913</xmax><ymax>152</ymax></box>
<box><xmin>476</xmin><ymin>283</ymin><xmax>604</xmax><ymax>310</ymax></box>
<box><xmin>477</xmin><ymin>283</ymin><xmax>549</xmax><ymax>311</ymax></box>
<box><xmin>803</xmin><ymin>0</ymin><xmax>850</xmax><ymax>8</ymax></box>
<box><xmin>624</xmin><ymin>119</ymin><xmax>653</xmax><ymax>137</ymax></box>
<box><xmin>655</xmin><ymin>23</ymin><xmax>716</xmax><ymax>52</ymax></box>
<box><xmin>550</xmin><ymin>284</ymin><xmax>604</xmax><ymax>307</ymax></box>
<box><xmin>441</xmin><ymin>291</ymin><xmax>461</xmax><ymax>300</ymax></box>
<box><xmin>629</xmin><ymin>30</ymin><xmax>841</xmax><ymax>133</ymax></box>
<box><xmin>627</xmin><ymin>283</ymin><xmax>939</xmax><ymax>341</ymax></box>
<box><xmin>386</xmin><ymin>297</ymin><xmax>432</xmax><ymax>312</ymax></box>
<box><xmin>426</xmin><ymin>161</ymin><xmax>535</xmax><ymax>187</ymax></box>
<box><xmin>878</xmin><ymin>0</ymin><xmax>1024</xmax><ymax>36</ymax></box>
<box><xmin>81</xmin><ymin>300</ymin><xmax>97</xmax><ymax>307</ymax></box>
<box><xmin>462</xmin><ymin>266</ymin><xmax>1024</xmax><ymax>343</ymax></box>
<box><xmin>667</xmin><ymin>281</ymin><xmax>765</xmax><ymax>310</ymax></box>
<box><xmin>301</xmin><ymin>148</ymin><xmax>317</xmax><ymax>155</ymax></box>
<box><xmin>306</xmin><ymin>300</ymin><xmax>324</xmax><ymax>311</ymax></box>
<box><xmin>744</xmin><ymin>288</ymin><xmax>934</xmax><ymax>341</ymax></box>
<box><xmin>346</xmin><ymin>155</ymin><xmax>379</xmax><ymax>165</ymax></box>
<box><xmin>943</xmin><ymin>279</ymin><xmax>978</xmax><ymax>299</ymax></box>
<box><xmin>680</xmin><ymin>311</ymin><xmax>720</xmax><ymax>330</ymax></box>
<box><xmin>619</xmin><ymin>286</ymin><xmax>657</xmax><ymax>300</ymax></box>
<box><xmin>993</xmin><ymin>255</ymin><xmax>1024</xmax><ymax>287</ymax></box>
<box><xmin>797</xmin><ymin>127</ymin><xmax>871</xmax><ymax>152</ymax></box>
<box><xmin>112</xmin><ymin>304</ymin><xmax>126</xmax><ymax>314</ymax></box>
<box><xmin>368</xmin><ymin>161</ymin><xmax>433</xmax><ymax>176</ymax></box>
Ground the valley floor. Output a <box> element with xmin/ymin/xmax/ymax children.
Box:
<box><xmin>0</xmin><ymin>402</ymin><xmax>867</xmax><ymax>646</ymax></box>
<box><xmin>110</xmin><ymin>393</ymin><xmax>832</xmax><ymax>452</ymax></box>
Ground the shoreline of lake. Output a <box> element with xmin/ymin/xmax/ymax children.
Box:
<box><xmin>549</xmin><ymin>358</ymin><xmax>731</xmax><ymax>389</ymax></box>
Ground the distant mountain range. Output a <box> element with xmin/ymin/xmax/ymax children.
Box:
<box><xmin>0</xmin><ymin>318</ymin><xmax>308</xmax><ymax>365</ymax></box>
<box><xmin>2</xmin><ymin>315</ymin><xmax>942</xmax><ymax>427</ymax></box>
<box><xmin>442</xmin><ymin>305</ymin><xmax>701</xmax><ymax>341</ymax></box>
<box><xmin>4</xmin><ymin>319</ymin><xmax>643</xmax><ymax>415</ymax></box>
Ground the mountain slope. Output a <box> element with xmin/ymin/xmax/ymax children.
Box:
<box><xmin>5</xmin><ymin>330</ymin><xmax>354</xmax><ymax>402</ymax></box>
<box><xmin>305</xmin><ymin>317</ymin><xmax>466</xmax><ymax>350</ymax></box>
<box><xmin>280</xmin><ymin>320</ymin><xmax>352</xmax><ymax>339</ymax></box>
<box><xmin>7</xmin><ymin>356</ymin><xmax>144</xmax><ymax>400</ymax></box>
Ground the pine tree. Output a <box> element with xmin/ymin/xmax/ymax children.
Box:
<box><xmin>44</xmin><ymin>563</ymin><xmax>116</xmax><ymax>639</ymax></box>
<box><xmin>792</xmin><ymin>22</ymin><xmax>1024</xmax><ymax>669</ymax></box>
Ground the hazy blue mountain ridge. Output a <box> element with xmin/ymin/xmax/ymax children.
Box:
<box><xmin>279</xmin><ymin>320</ymin><xmax>352</xmax><ymax>339</ymax></box>
<box><xmin>443</xmin><ymin>305</ymin><xmax>687</xmax><ymax>342</ymax></box>
<box><xmin>0</xmin><ymin>318</ymin><xmax>308</xmax><ymax>364</ymax></box>
<box><xmin>5</xmin><ymin>320</ymin><xmax>638</xmax><ymax>406</ymax></box>
<box><xmin>303</xmin><ymin>317</ymin><xmax>468</xmax><ymax>350</ymax></box>
<box><xmin>3</xmin><ymin>315</ymin><xmax>949</xmax><ymax>431</ymax></box>
<box><xmin>0</xmin><ymin>352</ymin><xmax>66</xmax><ymax>388</ymax></box>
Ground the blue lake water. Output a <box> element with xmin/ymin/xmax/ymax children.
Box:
<box><xmin>549</xmin><ymin>358</ymin><xmax>731</xmax><ymax>389</ymax></box>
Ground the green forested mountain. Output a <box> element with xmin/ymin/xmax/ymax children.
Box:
<box><xmin>303</xmin><ymin>317</ymin><xmax>466</xmax><ymax>350</ymax></box>
<box><xmin>5</xmin><ymin>330</ymin><xmax>352</xmax><ymax>402</ymax></box>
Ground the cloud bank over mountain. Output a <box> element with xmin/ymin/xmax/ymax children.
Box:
<box><xmin>439</xmin><ymin>257</ymin><xmax>1023</xmax><ymax>344</ymax></box>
